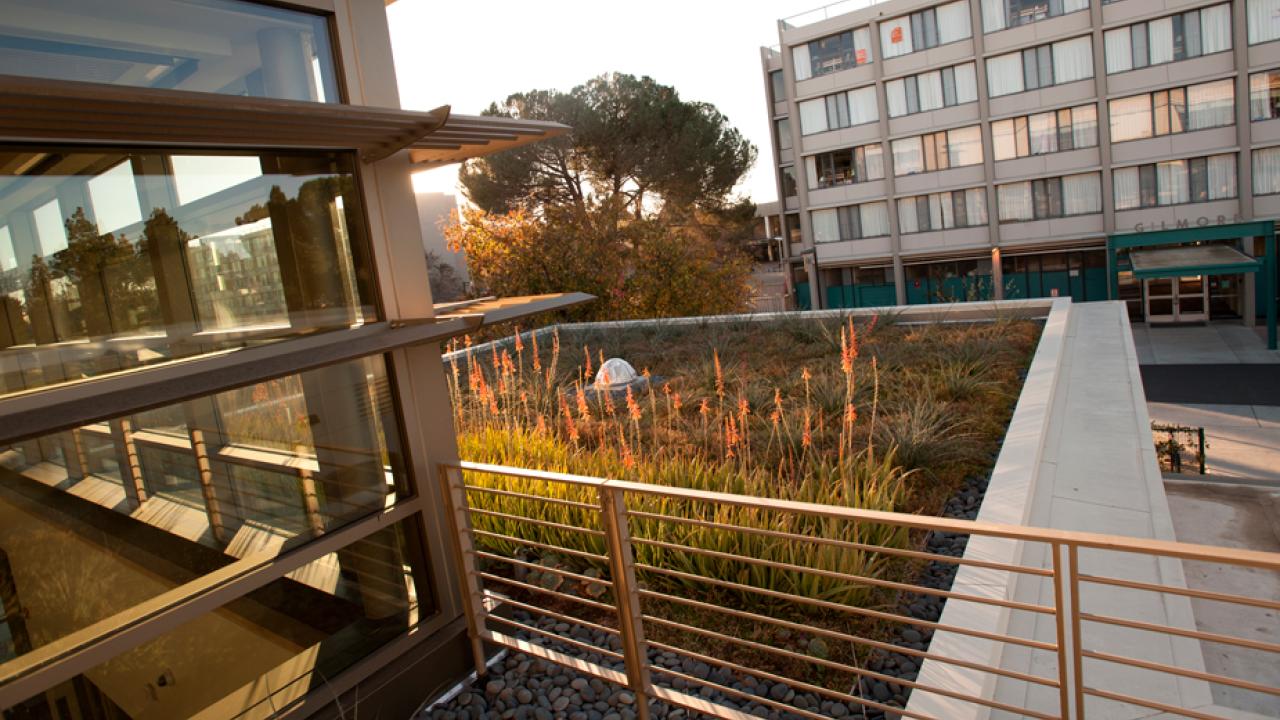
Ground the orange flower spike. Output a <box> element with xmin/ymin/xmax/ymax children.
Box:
<box><xmin>575</xmin><ymin>385</ymin><xmax>592</xmax><ymax>421</ymax></box>
<box><xmin>626</xmin><ymin>386</ymin><xmax>642</xmax><ymax>421</ymax></box>
<box><xmin>699</xmin><ymin>398</ymin><xmax>710</xmax><ymax>417</ymax></box>
<box><xmin>584</xmin><ymin>345</ymin><xmax>593</xmax><ymax>379</ymax></box>
<box><xmin>737</xmin><ymin>396</ymin><xmax>750</xmax><ymax>421</ymax></box>
<box><xmin>673</xmin><ymin>392</ymin><xmax>683</xmax><ymax>411</ymax></box>
<box><xmin>802</xmin><ymin>415</ymin><xmax>813</xmax><ymax>448</ymax></box>
<box><xmin>535</xmin><ymin>414</ymin><xmax>548</xmax><ymax>434</ymax></box>
<box><xmin>845</xmin><ymin>402</ymin><xmax>857</xmax><ymax>428</ymax></box>
<box><xmin>513</xmin><ymin>327</ymin><xmax>524</xmax><ymax>352</ymax></box>
<box><xmin>531</xmin><ymin>332</ymin><xmax>542</xmax><ymax>372</ymax></box>
<box><xmin>713</xmin><ymin>350</ymin><xmax>724</xmax><ymax>400</ymax></box>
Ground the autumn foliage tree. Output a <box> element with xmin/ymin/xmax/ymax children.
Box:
<box><xmin>448</xmin><ymin>73</ymin><xmax>759</xmax><ymax>320</ymax></box>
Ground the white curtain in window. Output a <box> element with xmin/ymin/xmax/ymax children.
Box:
<box><xmin>1064</xmin><ymin>0</ymin><xmax>1089</xmax><ymax>12</ymax></box>
<box><xmin>1105</xmin><ymin>28</ymin><xmax>1133</xmax><ymax>73</ymax></box>
<box><xmin>866</xmin><ymin>144</ymin><xmax>885</xmax><ymax>179</ymax></box>
<box><xmin>987</xmin><ymin>53</ymin><xmax>1024</xmax><ymax>97</ymax></box>
<box><xmin>793</xmin><ymin>45</ymin><xmax>813</xmax><ymax>81</ymax></box>
<box><xmin>812</xmin><ymin>209</ymin><xmax>840</xmax><ymax>243</ymax></box>
<box><xmin>1052</xmin><ymin>36</ymin><xmax>1094</xmax><ymax>84</ymax></box>
<box><xmin>881</xmin><ymin>15</ymin><xmax>914</xmax><ymax>58</ymax></box>
<box><xmin>966</xmin><ymin>188</ymin><xmax>988</xmax><ymax>224</ymax></box>
<box><xmin>892</xmin><ymin>137</ymin><xmax>924</xmax><ymax>175</ymax></box>
<box><xmin>933</xmin><ymin>193</ymin><xmax>951</xmax><ymax>229</ymax></box>
<box><xmin>1071</xmin><ymin>104</ymin><xmax>1099</xmax><ymax>147</ymax></box>
<box><xmin>1157</xmin><ymin>160</ymin><xmax>1189</xmax><ymax>205</ymax></box>
<box><xmin>886</xmin><ymin>79</ymin><xmax>908</xmax><ymax>117</ymax></box>
<box><xmin>1187</xmin><ymin>79</ymin><xmax>1235</xmax><ymax>130</ymax></box>
<box><xmin>1063</xmin><ymin>173</ymin><xmax>1101</xmax><ymax>215</ymax></box>
<box><xmin>954</xmin><ymin>63</ymin><xmax>979</xmax><ymax>104</ymax></box>
<box><xmin>1251</xmin><ymin>73</ymin><xmax>1273</xmax><ymax>119</ymax></box>
<box><xmin>799</xmin><ymin>99</ymin><xmax>829</xmax><ymax>135</ymax></box>
<box><xmin>1147</xmin><ymin>17</ymin><xmax>1174</xmax><ymax>65</ymax></box>
<box><xmin>778</xmin><ymin>119</ymin><xmax>793</xmax><ymax>150</ymax></box>
<box><xmin>1201</xmin><ymin>4</ymin><xmax>1233</xmax><ymax>54</ymax></box>
<box><xmin>992</xmin><ymin>120</ymin><xmax>1018</xmax><ymax>161</ymax></box>
<box><xmin>805</xmin><ymin>157</ymin><xmax>820</xmax><ymax>189</ymax></box>
<box><xmin>1207</xmin><ymin>153</ymin><xmax>1237</xmax><ymax>199</ymax></box>
<box><xmin>918</xmin><ymin>71</ymin><xmax>944</xmax><ymax>111</ymax></box>
<box><xmin>1029</xmin><ymin>112</ymin><xmax>1058</xmax><ymax>155</ymax></box>
<box><xmin>936</xmin><ymin>1</ymin><xmax>972</xmax><ymax>44</ymax></box>
<box><xmin>854</xmin><ymin>27</ymin><xmax>873</xmax><ymax>62</ymax></box>
<box><xmin>1249</xmin><ymin>0</ymin><xmax>1280</xmax><ymax>44</ymax></box>
<box><xmin>982</xmin><ymin>0</ymin><xmax>1006</xmax><ymax>33</ymax></box>
<box><xmin>948</xmin><ymin>126</ymin><xmax>984</xmax><ymax>167</ymax></box>
<box><xmin>1113</xmin><ymin>167</ymin><xmax>1141</xmax><ymax>210</ymax></box>
<box><xmin>860</xmin><ymin>202</ymin><xmax>890</xmax><ymax>237</ymax></box>
<box><xmin>897</xmin><ymin>197</ymin><xmax>920</xmax><ymax>233</ymax></box>
<box><xmin>1254</xmin><ymin>146</ymin><xmax>1280</xmax><ymax>194</ymax></box>
<box><xmin>998</xmin><ymin>182</ymin><xmax>1033</xmax><ymax>221</ymax></box>
<box><xmin>847</xmin><ymin>86</ymin><xmax>879</xmax><ymax>125</ymax></box>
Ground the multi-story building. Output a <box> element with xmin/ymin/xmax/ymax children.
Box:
<box><xmin>761</xmin><ymin>0</ymin><xmax>1280</xmax><ymax>327</ymax></box>
<box><xmin>0</xmin><ymin>0</ymin><xmax>580</xmax><ymax>717</ymax></box>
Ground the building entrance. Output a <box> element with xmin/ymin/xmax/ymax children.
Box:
<box><xmin>1144</xmin><ymin>275</ymin><xmax>1207</xmax><ymax>323</ymax></box>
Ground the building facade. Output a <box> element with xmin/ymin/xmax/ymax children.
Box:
<box><xmin>0</xmin><ymin>1</ymin><xmax>571</xmax><ymax>718</ymax></box>
<box><xmin>762</xmin><ymin>0</ymin><xmax>1280</xmax><ymax>323</ymax></box>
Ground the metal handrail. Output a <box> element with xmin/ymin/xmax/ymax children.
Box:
<box><xmin>440</xmin><ymin>460</ymin><xmax>1280</xmax><ymax>720</ymax></box>
<box><xmin>781</xmin><ymin>0</ymin><xmax>889</xmax><ymax>30</ymax></box>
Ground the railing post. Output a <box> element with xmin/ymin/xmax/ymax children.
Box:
<box><xmin>598</xmin><ymin>485</ymin><xmax>652</xmax><ymax>720</ymax></box>
<box><xmin>1068</xmin><ymin>544</ymin><xmax>1086</xmax><ymax>718</ymax></box>
<box><xmin>189</xmin><ymin>428</ymin><xmax>229</xmax><ymax>545</ymax></box>
<box><xmin>110</xmin><ymin>418</ymin><xmax>146</xmax><ymax>510</ymax></box>
<box><xmin>1050</xmin><ymin>542</ymin><xmax>1074</xmax><ymax>720</ymax></box>
<box><xmin>438</xmin><ymin>464</ymin><xmax>490</xmax><ymax>677</ymax></box>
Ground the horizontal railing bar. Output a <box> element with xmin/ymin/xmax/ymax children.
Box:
<box><xmin>642</xmin><ymin>613</ymin><xmax>1056</xmax><ymax>720</ymax></box>
<box><xmin>628</xmin><ymin>510</ymin><xmax>1054</xmax><ymax>578</ymax></box>
<box><xmin>641</xmin><ymin>585</ymin><xmax>1055</xmax><ymax>655</ymax></box>
<box><xmin>1083</xmin><ymin>686</ymin><xmax>1226</xmax><ymax>720</ymax></box>
<box><xmin>464</xmin><ymin>483</ymin><xmax>599</xmax><ymax>511</ymax></box>
<box><xmin>460</xmin><ymin>461</ymin><xmax>606</xmax><ymax>489</ymax></box>
<box><xmin>634</xmin><ymin>563</ymin><xmax>1059</xmax><ymax>687</ymax></box>
<box><xmin>647</xmin><ymin>663</ymin><xmax>860</xmax><ymax>720</ymax></box>
<box><xmin>631</xmin><ymin>536</ymin><xmax>1054</xmax><ymax>616</ymax></box>
<box><xmin>1082</xmin><ymin>649</ymin><xmax>1280</xmax><ymax>697</ymax></box>
<box><xmin>646</xmin><ymin>638</ymin><xmax>932</xmax><ymax>720</ymax></box>
<box><xmin>486</xmin><ymin>615</ymin><xmax>625</xmax><ymax>662</ymax></box>
<box><xmin>1079</xmin><ymin>572</ymin><xmax>1280</xmax><ymax>611</ymax></box>
<box><xmin>648</xmin><ymin>684</ymin><xmax>758</xmax><ymax>720</ymax></box>
<box><xmin>450</xmin><ymin>464</ymin><xmax>1280</xmax><ymax>570</ymax></box>
<box><xmin>481</xmin><ymin>629</ymin><xmax>630</xmax><ymax>687</ymax></box>
<box><xmin>478</xmin><ymin>572</ymin><xmax>617</xmax><ymax>613</ymax></box>
<box><xmin>468</xmin><ymin>507</ymin><xmax>606</xmax><ymax>537</ymax></box>
<box><xmin>472</xmin><ymin>529</ymin><xmax>609</xmax><ymax>563</ymax></box>
<box><xmin>1082</xmin><ymin>612</ymin><xmax>1280</xmax><ymax>654</ymax></box>
<box><xmin>473</xmin><ymin>550</ymin><xmax>613</xmax><ymax>588</ymax></box>
<box><xmin>483</xmin><ymin>594</ymin><xmax>621</xmax><ymax>640</ymax></box>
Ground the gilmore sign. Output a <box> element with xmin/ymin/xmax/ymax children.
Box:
<box><xmin>1132</xmin><ymin>214</ymin><xmax>1245</xmax><ymax>233</ymax></box>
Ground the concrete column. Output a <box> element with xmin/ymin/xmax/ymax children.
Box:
<box><xmin>1089</xmin><ymin>0</ymin><xmax>1116</xmax><ymax>238</ymax></box>
<box><xmin>968</xmin><ymin>0</ymin><xmax>1004</xmax><ymax>300</ymax></box>
<box><xmin>1233</xmin><ymin>0</ymin><xmax>1255</xmax><ymax>223</ymax></box>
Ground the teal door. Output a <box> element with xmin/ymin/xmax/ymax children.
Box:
<box><xmin>795</xmin><ymin>282</ymin><xmax>811</xmax><ymax>310</ymax></box>
<box><xmin>906</xmin><ymin>278</ymin><xmax>930</xmax><ymax>305</ymax></box>
<box><xmin>1042</xmin><ymin>271</ymin><xmax>1070</xmax><ymax>299</ymax></box>
<box><xmin>1083</xmin><ymin>268</ymin><xmax>1108</xmax><ymax>301</ymax></box>
<box><xmin>857</xmin><ymin>284</ymin><xmax>896</xmax><ymax>307</ymax></box>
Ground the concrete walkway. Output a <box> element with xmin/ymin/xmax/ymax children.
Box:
<box><xmin>1132</xmin><ymin>323</ymin><xmax>1280</xmax><ymax>365</ymax></box>
<box><xmin>1149</xmin><ymin>403</ymin><xmax>1280</xmax><ymax>483</ymax></box>
<box><xmin>1164</xmin><ymin>480</ymin><xmax>1280</xmax><ymax>717</ymax></box>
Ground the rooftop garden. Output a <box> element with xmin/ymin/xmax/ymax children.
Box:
<box><xmin>445</xmin><ymin>312</ymin><xmax>1041</xmax><ymax>706</ymax></box>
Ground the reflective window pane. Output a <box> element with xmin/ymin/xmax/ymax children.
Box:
<box><xmin>7</xmin><ymin>518</ymin><xmax>432</xmax><ymax>719</ymax></box>
<box><xmin>0</xmin><ymin>0</ymin><xmax>339</xmax><ymax>103</ymax></box>
<box><xmin>0</xmin><ymin>149</ymin><xmax>377</xmax><ymax>397</ymax></box>
<box><xmin>0</xmin><ymin>354</ymin><xmax>408</xmax><ymax>661</ymax></box>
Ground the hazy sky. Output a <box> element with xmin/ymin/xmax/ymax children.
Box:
<box><xmin>387</xmin><ymin>0</ymin><xmax>823</xmax><ymax>205</ymax></box>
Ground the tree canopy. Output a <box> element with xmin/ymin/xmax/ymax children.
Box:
<box><xmin>459</xmin><ymin>73</ymin><xmax>756</xmax><ymax>218</ymax></box>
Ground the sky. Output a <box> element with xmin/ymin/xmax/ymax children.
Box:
<box><xmin>387</xmin><ymin>0</ymin><xmax>824</xmax><ymax>206</ymax></box>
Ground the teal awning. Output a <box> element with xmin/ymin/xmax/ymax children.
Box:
<box><xmin>1128</xmin><ymin>244</ymin><xmax>1261</xmax><ymax>279</ymax></box>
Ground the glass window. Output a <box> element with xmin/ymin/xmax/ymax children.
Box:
<box><xmin>7</xmin><ymin>516</ymin><xmax>431</xmax><ymax>719</ymax></box>
<box><xmin>770</xmin><ymin>70</ymin><xmax>786</xmax><ymax>102</ymax></box>
<box><xmin>1249</xmin><ymin>0</ymin><xmax>1280</xmax><ymax>44</ymax></box>
<box><xmin>1108</xmin><ymin>4</ymin><xmax>1233</xmax><ymax>73</ymax></box>
<box><xmin>1114</xmin><ymin>154</ymin><xmax>1237</xmax><ymax>207</ymax></box>
<box><xmin>1110</xmin><ymin>95</ymin><xmax>1154</xmax><ymax>141</ymax></box>
<box><xmin>999</xmin><ymin>173</ymin><xmax>1100</xmax><ymax>220</ymax></box>
<box><xmin>1052</xmin><ymin>36</ymin><xmax>1094</xmax><ymax>84</ymax></box>
<box><xmin>782</xmin><ymin>166</ymin><xmax>798</xmax><ymax>197</ymax></box>
<box><xmin>998</xmin><ymin>182</ymin><xmax>1033</xmax><ymax>221</ymax></box>
<box><xmin>1254</xmin><ymin>146</ymin><xmax>1280</xmax><ymax>194</ymax></box>
<box><xmin>1111</xmin><ymin>79</ymin><xmax>1235</xmax><ymax>142</ymax></box>
<box><xmin>1187</xmin><ymin>79</ymin><xmax>1234</xmax><ymax>129</ymax></box>
<box><xmin>0</xmin><ymin>149</ymin><xmax>377</xmax><ymax>395</ymax></box>
<box><xmin>0</xmin><ymin>225</ymin><xmax>15</xmax><ymax>271</ymax></box>
<box><xmin>987</xmin><ymin>52</ymin><xmax>1025</xmax><ymax>97</ymax></box>
<box><xmin>947</xmin><ymin>125</ymin><xmax>984</xmax><ymax>167</ymax></box>
<box><xmin>0</xmin><ymin>354</ymin><xmax>411</xmax><ymax>671</ymax></box>
<box><xmin>983</xmin><ymin>0</ymin><xmax>1089</xmax><ymax>32</ymax></box>
<box><xmin>1250</xmin><ymin>69</ymin><xmax>1280</xmax><ymax>120</ymax></box>
<box><xmin>799</xmin><ymin>98</ymin><xmax>828</xmax><ymax>134</ymax></box>
<box><xmin>892</xmin><ymin>137</ymin><xmax>924</xmax><ymax>176</ymax></box>
<box><xmin>880</xmin><ymin>1</ymin><xmax>971</xmax><ymax>58</ymax></box>
<box><xmin>795</xmin><ymin>29</ymin><xmax>872</xmax><ymax>80</ymax></box>
<box><xmin>0</xmin><ymin>0</ymin><xmax>339</xmax><ymax>103</ymax></box>
<box><xmin>847</xmin><ymin>86</ymin><xmax>879</xmax><ymax>125</ymax></box>
<box><xmin>777</xmin><ymin>118</ymin><xmax>793</xmax><ymax>151</ymax></box>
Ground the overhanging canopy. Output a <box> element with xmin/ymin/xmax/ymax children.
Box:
<box><xmin>0</xmin><ymin>73</ymin><xmax>567</xmax><ymax>165</ymax></box>
<box><xmin>1128</xmin><ymin>244</ymin><xmax>1262</xmax><ymax>279</ymax></box>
